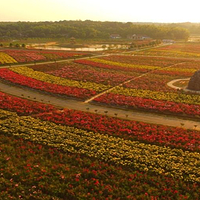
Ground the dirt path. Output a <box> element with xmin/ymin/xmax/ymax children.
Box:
<box><xmin>0</xmin><ymin>81</ymin><xmax>200</xmax><ymax>130</ymax></box>
<box><xmin>167</xmin><ymin>78</ymin><xmax>190</xmax><ymax>90</ymax></box>
<box><xmin>0</xmin><ymin>54</ymin><xmax>104</xmax><ymax>69</ymax></box>
<box><xmin>84</xmin><ymin>73</ymin><xmax>149</xmax><ymax>103</ymax></box>
<box><xmin>167</xmin><ymin>78</ymin><xmax>200</xmax><ymax>94</ymax></box>
<box><xmin>84</xmin><ymin>61</ymin><xmax>186</xmax><ymax>103</ymax></box>
<box><xmin>1</xmin><ymin>47</ymin><xmax>200</xmax><ymax>130</ymax></box>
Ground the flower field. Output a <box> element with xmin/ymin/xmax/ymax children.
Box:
<box><xmin>36</xmin><ymin>109</ymin><xmax>200</xmax><ymax>152</ymax></box>
<box><xmin>74</xmin><ymin>59</ymin><xmax>153</xmax><ymax>73</ymax></box>
<box><xmin>1</xmin><ymin>46</ymin><xmax>200</xmax><ymax>199</ymax></box>
<box><xmin>0</xmin><ymin>68</ymin><xmax>98</xmax><ymax>99</ymax></box>
<box><xmin>1</xmin><ymin>133</ymin><xmax>200</xmax><ymax>199</ymax></box>
<box><xmin>99</xmin><ymin>55</ymin><xmax>185</xmax><ymax>67</ymax></box>
<box><xmin>0</xmin><ymin>49</ymin><xmax>89</xmax><ymax>65</ymax></box>
<box><xmin>0</xmin><ymin>52</ymin><xmax>17</xmax><ymax>64</ymax></box>
<box><xmin>1</xmin><ymin>53</ymin><xmax>199</xmax><ymax>117</ymax></box>
<box><xmin>73</xmin><ymin>55</ymin><xmax>200</xmax><ymax>118</ymax></box>
<box><xmin>1</xmin><ymin>106</ymin><xmax>200</xmax><ymax>199</ymax></box>
<box><xmin>9</xmin><ymin>66</ymin><xmax>110</xmax><ymax>92</ymax></box>
<box><xmin>134</xmin><ymin>43</ymin><xmax>200</xmax><ymax>58</ymax></box>
<box><xmin>0</xmin><ymin>91</ymin><xmax>56</xmax><ymax>115</ymax></box>
<box><xmin>30</xmin><ymin>62</ymin><xmax>139</xmax><ymax>86</ymax></box>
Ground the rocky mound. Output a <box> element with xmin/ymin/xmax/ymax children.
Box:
<box><xmin>187</xmin><ymin>70</ymin><xmax>200</xmax><ymax>91</ymax></box>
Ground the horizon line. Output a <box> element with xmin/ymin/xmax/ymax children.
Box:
<box><xmin>0</xmin><ymin>19</ymin><xmax>200</xmax><ymax>24</ymax></box>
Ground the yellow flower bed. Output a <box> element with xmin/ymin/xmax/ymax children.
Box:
<box><xmin>136</xmin><ymin>49</ymin><xmax>200</xmax><ymax>58</ymax></box>
<box><xmin>10</xmin><ymin>66</ymin><xmax>110</xmax><ymax>92</ymax></box>
<box><xmin>161</xmin><ymin>67</ymin><xmax>197</xmax><ymax>73</ymax></box>
<box><xmin>1</xmin><ymin>108</ymin><xmax>200</xmax><ymax>183</ymax></box>
<box><xmin>90</xmin><ymin>58</ymin><xmax>161</xmax><ymax>70</ymax></box>
<box><xmin>112</xmin><ymin>87</ymin><xmax>200</xmax><ymax>105</ymax></box>
<box><xmin>0</xmin><ymin>52</ymin><xmax>17</xmax><ymax>64</ymax></box>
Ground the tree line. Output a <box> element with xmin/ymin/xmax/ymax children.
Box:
<box><xmin>0</xmin><ymin>20</ymin><xmax>190</xmax><ymax>40</ymax></box>
<box><xmin>174</xmin><ymin>22</ymin><xmax>200</xmax><ymax>35</ymax></box>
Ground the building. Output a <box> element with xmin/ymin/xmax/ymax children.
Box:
<box><xmin>110</xmin><ymin>34</ymin><xmax>121</xmax><ymax>39</ymax></box>
<box><xmin>128</xmin><ymin>34</ymin><xmax>151</xmax><ymax>40</ymax></box>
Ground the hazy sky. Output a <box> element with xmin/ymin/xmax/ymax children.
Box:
<box><xmin>1</xmin><ymin>0</ymin><xmax>200</xmax><ymax>23</ymax></box>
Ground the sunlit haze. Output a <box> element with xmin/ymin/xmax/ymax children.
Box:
<box><xmin>1</xmin><ymin>0</ymin><xmax>200</xmax><ymax>23</ymax></box>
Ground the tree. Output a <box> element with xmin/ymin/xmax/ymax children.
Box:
<box><xmin>0</xmin><ymin>20</ymin><xmax>191</xmax><ymax>40</ymax></box>
<box><xmin>15</xmin><ymin>43</ymin><xmax>20</xmax><ymax>48</ymax></box>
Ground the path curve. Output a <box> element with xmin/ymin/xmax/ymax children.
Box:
<box><xmin>167</xmin><ymin>78</ymin><xmax>190</xmax><ymax>90</ymax></box>
<box><xmin>0</xmin><ymin>81</ymin><xmax>200</xmax><ymax>130</ymax></box>
<box><xmin>167</xmin><ymin>78</ymin><xmax>200</xmax><ymax>94</ymax></box>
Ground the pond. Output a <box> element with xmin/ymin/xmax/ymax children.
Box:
<box><xmin>27</xmin><ymin>43</ymin><xmax>128</xmax><ymax>52</ymax></box>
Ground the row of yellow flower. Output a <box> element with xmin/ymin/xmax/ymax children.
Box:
<box><xmin>10</xmin><ymin>66</ymin><xmax>110</xmax><ymax>92</ymax></box>
<box><xmin>0</xmin><ymin>52</ymin><xmax>17</xmax><ymax>64</ymax></box>
<box><xmin>136</xmin><ymin>49</ymin><xmax>200</xmax><ymax>58</ymax></box>
<box><xmin>1</xmin><ymin>108</ymin><xmax>200</xmax><ymax>183</ymax></box>
<box><xmin>160</xmin><ymin>67</ymin><xmax>197</xmax><ymax>73</ymax></box>
<box><xmin>90</xmin><ymin>58</ymin><xmax>161</xmax><ymax>70</ymax></box>
<box><xmin>112</xmin><ymin>87</ymin><xmax>200</xmax><ymax>105</ymax></box>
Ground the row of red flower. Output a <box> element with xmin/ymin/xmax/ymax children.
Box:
<box><xmin>74</xmin><ymin>59</ymin><xmax>150</xmax><ymax>73</ymax></box>
<box><xmin>94</xmin><ymin>93</ymin><xmax>200</xmax><ymax>118</ymax></box>
<box><xmin>74</xmin><ymin>58</ymin><xmax>197</xmax><ymax>78</ymax></box>
<box><xmin>5</xmin><ymin>50</ymin><xmax>46</xmax><ymax>62</ymax></box>
<box><xmin>1</xmin><ymin>85</ymin><xmax>199</xmax><ymax>152</ymax></box>
<box><xmin>154</xmin><ymin>69</ymin><xmax>193</xmax><ymax>77</ymax></box>
<box><xmin>1</xmin><ymin>133</ymin><xmax>198</xmax><ymax>199</ymax></box>
<box><xmin>123</xmin><ymin>74</ymin><xmax>176</xmax><ymax>92</ymax></box>
<box><xmin>0</xmin><ymin>91</ymin><xmax>55</xmax><ymax>115</ymax></box>
<box><xmin>37</xmin><ymin>108</ymin><xmax>200</xmax><ymax>152</ymax></box>
<box><xmin>157</xmin><ymin>43</ymin><xmax>200</xmax><ymax>54</ymax></box>
<box><xmin>0</xmin><ymin>68</ymin><xmax>96</xmax><ymax>99</ymax></box>
<box><xmin>177</xmin><ymin>61</ymin><xmax>200</xmax><ymax>69</ymax></box>
<box><xmin>3</xmin><ymin>49</ymin><xmax>88</xmax><ymax>63</ymax></box>
<box><xmin>46</xmin><ymin>64</ymin><xmax>134</xmax><ymax>86</ymax></box>
<box><xmin>100</xmin><ymin>55</ymin><xmax>186</xmax><ymax>67</ymax></box>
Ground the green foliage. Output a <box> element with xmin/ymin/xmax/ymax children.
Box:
<box><xmin>0</xmin><ymin>20</ymin><xmax>190</xmax><ymax>40</ymax></box>
<box><xmin>15</xmin><ymin>43</ymin><xmax>20</xmax><ymax>48</ymax></box>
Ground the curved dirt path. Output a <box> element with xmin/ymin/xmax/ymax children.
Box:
<box><xmin>0</xmin><ymin>81</ymin><xmax>200</xmax><ymax>130</ymax></box>
<box><xmin>1</xmin><ymin>47</ymin><xmax>200</xmax><ymax>130</ymax></box>
<box><xmin>167</xmin><ymin>78</ymin><xmax>200</xmax><ymax>94</ymax></box>
<box><xmin>167</xmin><ymin>78</ymin><xmax>190</xmax><ymax>90</ymax></box>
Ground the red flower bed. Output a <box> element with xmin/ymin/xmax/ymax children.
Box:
<box><xmin>37</xmin><ymin>109</ymin><xmax>200</xmax><ymax>152</ymax></box>
<box><xmin>5</xmin><ymin>50</ymin><xmax>47</xmax><ymax>63</ymax></box>
<box><xmin>178</xmin><ymin>61</ymin><xmax>200</xmax><ymax>69</ymax></box>
<box><xmin>0</xmin><ymin>91</ymin><xmax>55</xmax><ymax>115</ymax></box>
<box><xmin>30</xmin><ymin>62</ymin><xmax>65</xmax><ymax>72</ymax></box>
<box><xmin>0</xmin><ymin>68</ymin><xmax>96</xmax><ymax>99</ymax></box>
<box><xmin>158</xmin><ymin>43</ymin><xmax>200</xmax><ymax>54</ymax></box>
<box><xmin>46</xmin><ymin>65</ymin><xmax>134</xmax><ymax>86</ymax></box>
<box><xmin>1</xmin><ymin>134</ymin><xmax>199</xmax><ymax>199</ymax></box>
<box><xmin>100</xmin><ymin>55</ymin><xmax>185</xmax><ymax>67</ymax></box>
<box><xmin>94</xmin><ymin>93</ymin><xmax>200</xmax><ymax>118</ymax></box>
<box><xmin>154</xmin><ymin>70</ymin><xmax>193</xmax><ymax>77</ymax></box>
<box><xmin>75</xmin><ymin>59</ymin><xmax>149</xmax><ymax>73</ymax></box>
<box><xmin>4</xmin><ymin>50</ymin><xmax>88</xmax><ymax>63</ymax></box>
<box><xmin>124</xmin><ymin>74</ymin><xmax>176</xmax><ymax>92</ymax></box>
<box><xmin>40</xmin><ymin>50</ymin><xmax>87</xmax><ymax>59</ymax></box>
